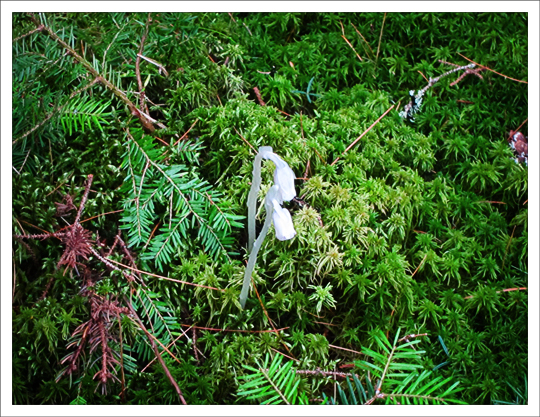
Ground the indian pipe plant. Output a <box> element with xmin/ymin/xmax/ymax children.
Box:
<box><xmin>12</xmin><ymin>12</ymin><xmax>527</xmax><ymax>405</ymax></box>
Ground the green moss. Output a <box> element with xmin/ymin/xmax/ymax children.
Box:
<box><xmin>12</xmin><ymin>11</ymin><xmax>527</xmax><ymax>405</ymax></box>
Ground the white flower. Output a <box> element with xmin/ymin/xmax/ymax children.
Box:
<box><xmin>260</xmin><ymin>150</ymin><xmax>297</xmax><ymax>202</ymax></box>
<box><xmin>264</xmin><ymin>185</ymin><xmax>296</xmax><ymax>241</ymax></box>
<box><xmin>271</xmin><ymin>199</ymin><xmax>296</xmax><ymax>241</ymax></box>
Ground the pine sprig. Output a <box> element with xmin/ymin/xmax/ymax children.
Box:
<box><xmin>120</xmin><ymin>128</ymin><xmax>243</xmax><ymax>270</ymax></box>
<box><xmin>237</xmin><ymin>353</ymin><xmax>309</xmax><ymax>405</ymax></box>
<box><xmin>352</xmin><ymin>329</ymin><xmax>465</xmax><ymax>405</ymax></box>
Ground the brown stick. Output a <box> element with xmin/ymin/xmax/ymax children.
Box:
<box><xmin>99</xmin><ymin>254</ymin><xmax>225</xmax><ymax>292</ymax></box>
<box><xmin>136</xmin><ymin>13</ymin><xmax>152</xmax><ymax>114</ymax></box>
<box><xmin>180</xmin><ymin>323</ymin><xmax>290</xmax><ymax>333</ymax></box>
<box><xmin>457</xmin><ymin>52</ymin><xmax>528</xmax><ymax>84</ymax></box>
<box><xmin>331</xmin><ymin>104</ymin><xmax>395</xmax><ymax>166</ymax></box>
<box><xmin>253</xmin><ymin>86</ymin><xmax>266</xmax><ymax>106</ymax></box>
<box><xmin>173</xmin><ymin>119</ymin><xmax>198</xmax><ymax>146</ymax></box>
<box><xmin>515</xmin><ymin>118</ymin><xmax>528</xmax><ymax>133</ymax></box>
<box><xmin>233</xmin><ymin>127</ymin><xmax>257</xmax><ymax>152</ymax></box>
<box><xmin>129</xmin><ymin>307</ymin><xmax>187</xmax><ymax>404</ymax></box>
<box><xmin>339</xmin><ymin>21</ymin><xmax>363</xmax><ymax>62</ymax></box>
<box><xmin>463</xmin><ymin>287</ymin><xmax>527</xmax><ymax>300</ymax></box>
<box><xmin>350</xmin><ymin>22</ymin><xmax>375</xmax><ymax>60</ymax></box>
<box><xmin>376</xmin><ymin>13</ymin><xmax>387</xmax><ymax>61</ymax></box>
<box><xmin>74</xmin><ymin>174</ymin><xmax>93</xmax><ymax>224</ymax></box>
<box><xmin>329</xmin><ymin>344</ymin><xmax>364</xmax><ymax>356</ymax></box>
<box><xmin>252</xmin><ymin>280</ymin><xmax>296</xmax><ymax>359</ymax></box>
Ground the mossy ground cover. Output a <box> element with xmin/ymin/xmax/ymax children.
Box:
<box><xmin>12</xmin><ymin>12</ymin><xmax>527</xmax><ymax>405</ymax></box>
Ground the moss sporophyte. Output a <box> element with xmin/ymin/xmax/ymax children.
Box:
<box><xmin>240</xmin><ymin>147</ymin><xmax>297</xmax><ymax>309</ymax></box>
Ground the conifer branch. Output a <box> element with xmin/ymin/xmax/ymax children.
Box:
<box><xmin>27</xmin><ymin>12</ymin><xmax>160</xmax><ymax>133</ymax></box>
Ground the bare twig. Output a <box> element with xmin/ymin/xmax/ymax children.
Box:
<box><xmin>411</xmin><ymin>252</ymin><xmax>428</xmax><ymax>278</ymax></box>
<box><xmin>99</xmin><ymin>254</ymin><xmax>225</xmax><ymax>292</ymax></box>
<box><xmin>464</xmin><ymin>287</ymin><xmax>527</xmax><ymax>299</ymax></box>
<box><xmin>329</xmin><ymin>344</ymin><xmax>364</xmax><ymax>356</ymax></box>
<box><xmin>74</xmin><ymin>174</ymin><xmax>93</xmax><ymax>224</ymax></box>
<box><xmin>80</xmin><ymin>209</ymin><xmax>123</xmax><ymax>224</ymax></box>
<box><xmin>180</xmin><ymin>323</ymin><xmax>290</xmax><ymax>333</ymax></box>
<box><xmin>340</xmin><ymin>21</ymin><xmax>363</xmax><ymax>62</ymax></box>
<box><xmin>137</xmin><ymin>53</ymin><xmax>169</xmax><ymax>77</ymax></box>
<box><xmin>128</xmin><ymin>307</ymin><xmax>187</xmax><ymax>404</ymax></box>
<box><xmin>350</xmin><ymin>22</ymin><xmax>375</xmax><ymax>60</ymax></box>
<box><xmin>233</xmin><ymin>127</ymin><xmax>257</xmax><ymax>152</ymax></box>
<box><xmin>253</xmin><ymin>86</ymin><xmax>266</xmax><ymax>106</ymax></box>
<box><xmin>270</xmin><ymin>347</ymin><xmax>299</xmax><ymax>363</ymax></box>
<box><xmin>376</xmin><ymin>13</ymin><xmax>386</xmax><ymax>62</ymax></box>
<box><xmin>331</xmin><ymin>104</ymin><xmax>395</xmax><ymax>166</ymax></box>
<box><xmin>136</xmin><ymin>13</ymin><xmax>152</xmax><ymax>113</ymax></box>
<box><xmin>457</xmin><ymin>52</ymin><xmax>528</xmax><ymax>84</ymax></box>
<box><xmin>252</xmin><ymin>280</ymin><xmax>296</xmax><ymax>359</ymax></box>
<box><xmin>515</xmin><ymin>118</ymin><xmax>528</xmax><ymax>133</ymax></box>
<box><xmin>173</xmin><ymin>119</ymin><xmax>198</xmax><ymax>146</ymax></box>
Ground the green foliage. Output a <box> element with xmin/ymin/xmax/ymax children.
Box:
<box><xmin>324</xmin><ymin>330</ymin><xmax>464</xmax><ymax>405</ymax></box>
<box><xmin>119</xmin><ymin>128</ymin><xmax>244</xmax><ymax>270</ymax></box>
<box><xmin>12</xmin><ymin>11</ymin><xmax>527</xmax><ymax>406</ymax></box>
<box><xmin>237</xmin><ymin>353</ymin><xmax>309</xmax><ymax>405</ymax></box>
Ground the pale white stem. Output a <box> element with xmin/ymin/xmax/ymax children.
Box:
<box><xmin>240</xmin><ymin>202</ymin><xmax>274</xmax><ymax>309</ymax></box>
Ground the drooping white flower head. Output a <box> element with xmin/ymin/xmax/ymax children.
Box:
<box><xmin>264</xmin><ymin>182</ymin><xmax>296</xmax><ymax>241</ymax></box>
<box><xmin>259</xmin><ymin>149</ymin><xmax>297</xmax><ymax>241</ymax></box>
<box><xmin>263</xmin><ymin>152</ymin><xmax>297</xmax><ymax>202</ymax></box>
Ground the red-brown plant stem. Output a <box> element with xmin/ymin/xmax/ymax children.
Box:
<box><xmin>143</xmin><ymin>221</ymin><xmax>161</xmax><ymax>251</ymax></box>
<box><xmin>173</xmin><ymin>119</ymin><xmax>198</xmax><ymax>146</ymax></box>
<box><xmin>93</xmin><ymin>248</ymin><xmax>222</xmax><ymax>291</ymax></box>
<box><xmin>181</xmin><ymin>323</ymin><xmax>290</xmax><ymax>333</ymax></box>
<box><xmin>136</xmin><ymin>13</ymin><xmax>152</xmax><ymax>114</ymax></box>
<box><xmin>329</xmin><ymin>344</ymin><xmax>364</xmax><ymax>356</ymax></box>
<box><xmin>340</xmin><ymin>21</ymin><xmax>363</xmax><ymax>62</ymax></box>
<box><xmin>463</xmin><ymin>287</ymin><xmax>527</xmax><ymax>300</ymax></box>
<box><xmin>331</xmin><ymin>104</ymin><xmax>395</xmax><ymax>166</ymax></box>
<box><xmin>376</xmin><ymin>13</ymin><xmax>387</xmax><ymax>61</ymax></box>
<box><xmin>128</xmin><ymin>306</ymin><xmax>187</xmax><ymax>404</ymax></box>
<box><xmin>270</xmin><ymin>347</ymin><xmax>299</xmax><ymax>363</ymax></box>
<box><xmin>80</xmin><ymin>209</ymin><xmax>124</xmax><ymax>224</ymax></box>
<box><xmin>137</xmin><ymin>325</ymin><xmax>193</xmax><ymax>375</ymax></box>
<box><xmin>350</xmin><ymin>22</ymin><xmax>375</xmax><ymax>60</ymax></box>
<box><xmin>515</xmin><ymin>118</ymin><xmax>528</xmax><ymax>133</ymax></box>
<box><xmin>253</xmin><ymin>86</ymin><xmax>266</xmax><ymax>106</ymax></box>
<box><xmin>233</xmin><ymin>126</ymin><xmax>257</xmax><ymax>152</ymax></box>
<box><xmin>457</xmin><ymin>52</ymin><xmax>528</xmax><ymax>84</ymax></box>
<box><xmin>251</xmin><ymin>280</ymin><xmax>297</xmax><ymax>359</ymax></box>
<box><xmin>74</xmin><ymin>174</ymin><xmax>93</xmax><ymax>224</ymax></box>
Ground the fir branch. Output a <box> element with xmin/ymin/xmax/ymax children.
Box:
<box><xmin>27</xmin><ymin>12</ymin><xmax>160</xmax><ymax>133</ymax></box>
<box><xmin>124</xmin><ymin>128</ymin><xmax>235</xmax><ymax>264</ymax></box>
<box><xmin>260</xmin><ymin>367</ymin><xmax>290</xmax><ymax>405</ymax></box>
<box><xmin>13</xmin><ymin>77</ymin><xmax>100</xmax><ymax>144</ymax></box>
